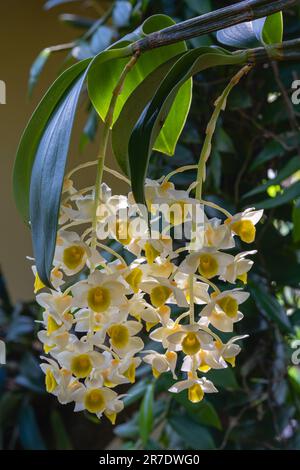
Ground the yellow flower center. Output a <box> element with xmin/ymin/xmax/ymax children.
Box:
<box><xmin>70</xmin><ymin>354</ymin><xmax>93</xmax><ymax>378</ymax></box>
<box><xmin>45</xmin><ymin>369</ymin><xmax>57</xmax><ymax>393</ymax></box>
<box><xmin>87</xmin><ymin>286</ymin><xmax>111</xmax><ymax>312</ymax></box>
<box><xmin>150</xmin><ymin>285</ymin><xmax>172</xmax><ymax>308</ymax></box>
<box><xmin>63</xmin><ymin>245</ymin><xmax>85</xmax><ymax>270</ymax></box>
<box><xmin>217</xmin><ymin>296</ymin><xmax>238</xmax><ymax>318</ymax></box>
<box><xmin>188</xmin><ymin>383</ymin><xmax>204</xmax><ymax>403</ymax></box>
<box><xmin>125</xmin><ymin>267</ymin><xmax>143</xmax><ymax>294</ymax></box>
<box><xmin>115</xmin><ymin>221</ymin><xmax>131</xmax><ymax>245</ymax></box>
<box><xmin>123</xmin><ymin>362</ymin><xmax>136</xmax><ymax>384</ymax></box>
<box><xmin>47</xmin><ymin>315</ymin><xmax>60</xmax><ymax>336</ymax></box>
<box><xmin>198</xmin><ymin>254</ymin><xmax>218</xmax><ymax>279</ymax></box>
<box><xmin>107</xmin><ymin>324</ymin><xmax>129</xmax><ymax>349</ymax></box>
<box><xmin>182</xmin><ymin>332</ymin><xmax>201</xmax><ymax>355</ymax></box>
<box><xmin>144</xmin><ymin>242</ymin><xmax>160</xmax><ymax>264</ymax></box>
<box><xmin>84</xmin><ymin>389</ymin><xmax>105</xmax><ymax>414</ymax></box>
<box><xmin>231</xmin><ymin>220</ymin><xmax>256</xmax><ymax>243</ymax></box>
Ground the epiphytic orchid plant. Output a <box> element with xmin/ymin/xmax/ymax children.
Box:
<box><xmin>13</xmin><ymin>0</ymin><xmax>300</xmax><ymax>424</ymax></box>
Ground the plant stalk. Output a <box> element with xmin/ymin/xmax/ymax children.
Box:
<box><xmin>91</xmin><ymin>53</ymin><xmax>139</xmax><ymax>248</ymax></box>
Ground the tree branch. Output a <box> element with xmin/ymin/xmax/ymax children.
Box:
<box><xmin>132</xmin><ymin>0</ymin><xmax>299</xmax><ymax>52</ymax></box>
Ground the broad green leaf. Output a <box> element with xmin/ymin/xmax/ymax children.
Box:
<box><xmin>128</xmin><ymin>47</ymin><xmax>247</xmax><ymax>205</ymax></box>
<box><xmin>30</xmin><ymin>70</ymin><xmax>87</xmax><ymax>287</ymax></box>
<box><xmin>244</xmin><ymin>156</ymin><xmax>300</xmax><ymax>198</ymax></box>
<box><xmin>88</xmin><ymin>15</ymin><xmax>190</xmax><ymax>126</ymax></box>
<box><xmin>249</xmin><ymin>282</ymin><xmax>292</xmax><ymax>333</ymax></box>
<box><xmin>28</xmin><ymin>48</ymin><xmax>51</xmax><ymax>96</ymax></box>
<box><xmin>18</xmin><ymin>404</ymin><xmax>46</xmax><ymax>450</ymax></box>
<box><xmin>138</xmin><ymin>382</ymin><xmax>154</xmax><ymax>445</ymax></box>
<box><xmin>216</xmin><ymin>12</ymin><xmax>283</xmax><ymax>49</ymax></box>
<box><xmin>169</xmin><ymin>413</ymin><xmax>216</xmax><ymax>449</ymax></box>
<box><xmin>254</xmin><ymin>181</ymin><xmax>300</xmax><ymax>209</ymax></box>
<box><xmin>13</xmin><ymin>59</ymin><xmax>91</xmax><ymax>224</ymax></box>
<box><xmin>292</xmin><ymin>198</ymin><xmax>300</xmax><ymax>243</ymax></box>
<box><xmin>112</xmin><ymin>55</ymin><xmax>187</xmax><ymax>174</ymax></box>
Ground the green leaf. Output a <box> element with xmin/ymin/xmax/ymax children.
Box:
<box><xmin>138</xmin><ymin>382</ymin><xmax>154</xmax><ymax>445</ymax></box>
<box><xmin>249</xmin><ymin>282</ymin><xmax>293</xmax><ymax>333</ymax></box>
<box><xmin>123</xmin><ymin>380</ymin><xmax>148</xmax><ymax>407</ymax></box>
<box><xmin>13</xmin><ymin>59</ymin><xmax>91</xmax><ymax>224</ymax></box>
<box><xmin>169</xmin><ymin>413</ymin><xmax>216</xmax><ymax>449</ymax></box>
<box><xmin>30</xmin><ymin>70</ymin><xmax>88</xmax><ymax>287</ymax></box>
<box><xmin>112</xmin><ymin>55</ymin><xmax>187</xmax><ymax>174</ymax></box>
<box><xmin>292</xmin><ymin>198</ymin><xmax>300</xmax><ymax>243</ymax></box>
<box><xmin>216</xmin><ymin>12</ymin><xmax>283</xmax><ymax>49</ymax></box>
<box><xmin>19</xmin><ymin>403</ymin><xmax>46</xmax><ymax>450</ymax></box>
<box><xmin>28</xmin><ymin>48</ymin><xmax>51</xmax><ymax>96</ymax></box>
<box><xmin>206</xmin><ymin>368</ymin><xmax>239</xmax><ymax>391</ymax></box>
<box><xmin>244</xmin><ymin>156</ymin><xmax>300</xmax><ymax>198</ymax></box>
<box><xmin>254</xmin><ymin>181</ymin><xmax>300</xmax><ymax>210</ymax></box>
<box><xmin>88</xmin><ymin>14</ymin><xmax>191</xmax><ymax>126</ymax></box>
<box><xmin>128</xmin><ymin>47</ymin><xmax>246</xmax><ymax>206</ymax></box>
<box><xmin>50</xmin><ymin>410</ymin><xmax>73</xmax><ymax>450</ymax></box>
<box><xmin>262</xmin><ymin>12</ymin><xmax>283</xmax><ymax>45</ymax></box>
<box><xmin>249</xmin><ymin>140</ymin><xmax>286</xmax><ymax>171</ymax></box>
<box><xmin>173</xmin><ymin>394</ymin><xmax>222</xmax><ymax>430</ymax></box>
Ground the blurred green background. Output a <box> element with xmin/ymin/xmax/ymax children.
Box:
<box><xmin>1</xmin><ymin>0</ymin><xmax>300</xmax><ymax>450</ymax></box>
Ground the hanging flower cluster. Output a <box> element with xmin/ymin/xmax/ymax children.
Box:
<box><xmin>32</xmin><ymin>170</ymin><xmax>263</xmax><ymax>423</ymax></box>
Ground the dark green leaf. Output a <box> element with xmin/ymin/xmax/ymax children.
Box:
<box><xmin>139</xmin><ymin>382</ymin><xmax>154</xmax><ymax>445</ymax></box>
<box><xmin>173</xmin><ymin>394</ymin><xmax>222</xmax><ymax>430</ymax></box>
<box><xmin>244</xmin><ymin>156</ymin><xmax>300</xmax><ymax>198</ymax></box>
<box><xmin>169</xmin><ymin>413</ymin><xmax>216</xmax><ymax>449</ymax></box>
<box><xmin>206</xmin><ymin>367</ymin><xmax>239</xmax><ymax>390</ymax></box>
<box><xmin>112</xmin><ymin>55</ymin><xmax>186</xmax><ymax>174</ymax></box>
<box><xmin>249</xmin><ymin>140</ymin><xmax>286</xmax><ymax>171</ymax></box>
<box><xmin>124</xmin><ymin>380</ymin><xmax>148</xmax><ymax>407</ymax></box>
<box><xmin>292</xmin><ymin>198</ymin><xmax>300</xmax><ymax>243</ymax></box>
<box><xmin>30</xmin><ymin>70</ymin><xmax>87</xmax><ymax>287</ymax></box>
<box><xmin>249</xmin><ymin>282</ymin><xmax>292</xmax><ymax>333</ymax></box>
<box><xmin>13</xmin><ymin>59</ymin><xmax>90</xmax><ymax>224</ymax></box>
<box><xmin>128</xmin><ymin>47</ymin><xmax>246</xmax><ymax>205</ymax></box>
<box><xmin>254</xmin><ymin>181</ymin><xmax>300</xmax><ymax>210</ymax></box>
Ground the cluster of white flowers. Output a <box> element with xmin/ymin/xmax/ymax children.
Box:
<box><xmin>32</xmin><ymin>172</ymin><xmax>263</xmax><ymax>423</ymax></box>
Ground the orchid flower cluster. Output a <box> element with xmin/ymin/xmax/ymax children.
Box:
<box><xmin>32</xmin><ymin>166</ymin><xmax>263</xmax><ymax>423</ymax></box>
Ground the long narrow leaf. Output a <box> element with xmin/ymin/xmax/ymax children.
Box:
<box><xmin>30</xmin><ymin>71</ymin><xmax>87</xmax><ymax>286</ymax></box>
<box><xmin>13</xmin><ymin>59</ymin><xmax>91</xmax><ymax>223</ymax></box>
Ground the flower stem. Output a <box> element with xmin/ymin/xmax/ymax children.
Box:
<box><xmin>195</xmin><ymin>64</ymin><xmax>253</xmax><ymax>201</ymax></box>
<box><xmin>91</xmin><ymin>53</ymin><xmax>139</xmax><ymax>248</ymax></box>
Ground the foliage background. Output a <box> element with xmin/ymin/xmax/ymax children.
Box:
<box><xmin>1</xmin><ymin>0</ymin><xmax>300</xmax><ymax>450</ymax></box>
